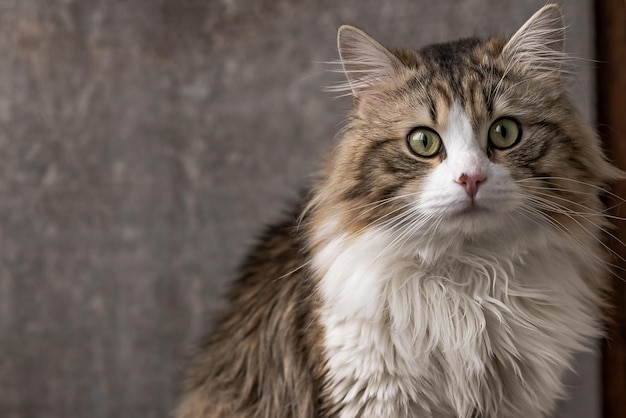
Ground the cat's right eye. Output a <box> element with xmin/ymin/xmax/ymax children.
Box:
<box><xmin>407</xmin><ymin>127</ymin><xmax>442</xmax><ymax>158</ymax></box>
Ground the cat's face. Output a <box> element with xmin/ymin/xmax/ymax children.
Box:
<box><xmin>308</xmin><ymin>6</ymin><xmax>618</xmax><ymax>261</ymax></box>
<box><xmin>337</xmin><ymin>37</ymin><xmax>569</xmax><ymax>237</ymax></box>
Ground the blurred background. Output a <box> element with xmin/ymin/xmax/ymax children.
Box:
<box><xmin>0</xmin><ymin>0</ymin><xmax>622</xmax><ymax>417</ymax></box>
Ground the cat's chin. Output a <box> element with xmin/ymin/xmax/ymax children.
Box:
<box><xmin>450</xmin><ymin>203</ymin><xmax>489</xmax><ymax>217</ymax></box>
<box><xmin>443</xmin><ymin>198</ymin><xmax>494</xmax><ymax>219</ymax></box>
<box><xmin>443</xmin><ymin>204</ymin><xmax>510</xmax><ymax>236</ymax></box>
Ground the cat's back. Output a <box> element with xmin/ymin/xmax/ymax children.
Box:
<box><xmin>176</xmin><ymin>214</ymin><xmax>325</xmax><ymax>418</ymax></box>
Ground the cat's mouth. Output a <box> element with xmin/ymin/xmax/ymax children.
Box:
<box><xmin>441</xmin><ymin>203</ymin><xmax>503</xmax><ymax>235</ymax></box>
<box><xmin>450</xmin><ymin>202</ymin><xmax>490</xmax><ymax>217</ymax></box>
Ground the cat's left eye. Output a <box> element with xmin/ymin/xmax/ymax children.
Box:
<box><xmin>407</xmin><ymin>127</ymin><xmax>442</xmax><ymax>158</ymax></box>
<box><xmin>488</xmin><ymin>117</ymin><xmax>522</xmax><ymax>150</ymax></box>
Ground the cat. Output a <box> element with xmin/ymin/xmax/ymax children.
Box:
<box><xmin>176</xmin><ymin>4</ymin><xmax>621</xmax><ymax>418</ymax></box>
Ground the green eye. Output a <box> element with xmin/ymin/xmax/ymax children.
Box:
<box><xmin>488</xmin><ymin>117</ymin><xmax>522</xmax><ymax>149</ymax></box>
<box><xmin>407</xmin><ymin>127</ymin><xmax>442</xmax><ymax>158</ymax></box>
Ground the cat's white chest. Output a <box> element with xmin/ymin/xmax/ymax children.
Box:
<box><xmin>315</xmin><ymin>228</ymin><xmax>602</xmax><ymax>418</ymax></box>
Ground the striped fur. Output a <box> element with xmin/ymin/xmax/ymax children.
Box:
<box><xmin>177</xmin><ymin>5</ymin><xmax>621</xmax><ymax>417</ymax></box>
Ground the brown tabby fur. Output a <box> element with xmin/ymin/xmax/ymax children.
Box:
<box><xmin>176</xmin><ymin>9</ymin><xmax>617</xmax><ymax>418</ymax></box>
<box><xmin>176</xmin><ymin>217</ymin><xmax>329</xmax><ymax>417</ymax></box>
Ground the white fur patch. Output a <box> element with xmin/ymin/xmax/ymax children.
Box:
<box><xmin>315</xmin><ymin>224</ymin><xmax>601</xmax><ymax>417</ymax></box>
<box><xmin>313</xmin><ymin>102</ymin><xmax>604</xmax><ymax>417</ymax></box>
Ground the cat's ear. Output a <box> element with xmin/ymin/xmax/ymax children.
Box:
<box><xmin>336</xmin><ymin>25</ymin><xmax>403</xmax><ymax>100</ymax></box>
<box><xmin>502</xmin><ymin>4</ymin><xmax>566</xmax><ymax>81</ymax></box>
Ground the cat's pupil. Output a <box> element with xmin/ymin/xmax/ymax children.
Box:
<box><xmin>418</xmin><ymin>132</ymin><xmax>428</xmax><ymax>146</ymax></box>
<box><xmin>496</xmin><ymin>125</ymin><xmax>507</xmax><ymax>138</ymax></box>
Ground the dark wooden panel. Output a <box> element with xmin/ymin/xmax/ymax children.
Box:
<box><xmin>597</xmin><ymin>0</ymin><xmax>626</xmax><ymax>417</ymax></box>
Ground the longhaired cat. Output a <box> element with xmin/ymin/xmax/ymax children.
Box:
<box><xmin>177</xmin><ymin>4</ymin><xmax>621</xmax><ymax>417</ymax></box>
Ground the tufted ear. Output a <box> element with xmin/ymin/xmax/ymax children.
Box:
<box><xmin>336</xmin><ymin>25</ymin><xmax>403</xmax><ymax>99</ymax></box>
<box><xmin>502</xmin><ymin>4</ymin><xmax>566</xmax><ymax>81</ymax></box>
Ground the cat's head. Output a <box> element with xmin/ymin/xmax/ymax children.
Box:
<box><xmin>307</xmin><ymin>4</ymin><xmax>620</xmax><ymax>262</ymax></box>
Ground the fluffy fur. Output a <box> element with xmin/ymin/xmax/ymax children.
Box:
<box><xmin>177</xmin><ymin>5</ymin><xmax>621</xmax><ymax>418</ymax></box>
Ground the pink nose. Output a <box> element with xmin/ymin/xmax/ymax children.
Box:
<box><xmin>456</xmin><ymin>173</ymin><xmax>485</xmax><ymax>198</ymax></box>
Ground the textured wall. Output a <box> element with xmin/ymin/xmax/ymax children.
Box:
<box><xmin>0</xmin><ymin>1</ymin><xmax>598</xmax><ymax>417</ymax></box>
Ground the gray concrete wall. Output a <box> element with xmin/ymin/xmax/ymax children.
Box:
<box><xmin>0</xmin><ymin>1</ymin><xmax>598</xmax><ymax>417</ymax></box>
